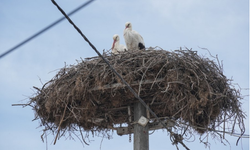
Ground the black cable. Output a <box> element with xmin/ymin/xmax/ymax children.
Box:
<box><xmin>50</xmin><ymin>0</ymin><xmax>190</xmax><ymax>149</ymax></box>
<box><xmin>0</xmin><ymin>0</ymin><xmax>95</xmax><ymax>59</ymax></box>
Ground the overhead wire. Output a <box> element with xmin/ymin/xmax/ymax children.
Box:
<box><xmin>2</xmin><ymin>0</ymin><xmax>246</xmax><ymax>148</ymax></box>
<box><xmin>0</xmin><ymin>0</ymin><xmax>95</xmax><ymax>59</ymax></box>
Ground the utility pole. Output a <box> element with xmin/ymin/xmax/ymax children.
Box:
<box><xmin>133</xmin><ymin>102</ymin><xmax>149</xmax><ymax>150</ymax></box>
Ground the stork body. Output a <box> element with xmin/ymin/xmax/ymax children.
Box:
<box><xmin>123</xmin><ymin>22</ymin><xmax>145</xmax><ymax>50</ymax></box>
<box><xmin>112</xmin><ymin>34</ymin><xmax>127</xmax><ymax>54</ymax></box>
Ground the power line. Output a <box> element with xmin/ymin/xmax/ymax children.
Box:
<box><xmin>0</xmin><ymin>0</ymin><xmax>95</xmax><ymax>59</ymax></box>
<box><xmin>50</xmin><ymin>0</ymin><xmax>190</xmax><ymax>149</ymax></box>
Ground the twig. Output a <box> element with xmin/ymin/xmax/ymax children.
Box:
<box><xmin>54</xmin><ymin>101</ymin><xmax>68</xmax><ymax>145</ymax></box>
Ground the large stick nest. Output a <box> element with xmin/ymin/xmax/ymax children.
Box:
<box><xmin>30</xmin><ymin>48</ymin><xmax>245</xmax><ymax>139</ymax></box>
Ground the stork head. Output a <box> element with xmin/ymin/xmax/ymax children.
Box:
<box><xmin>125</xmin><ymin>22</ymin><xmax>132</xmax><ymax>30</ymax></box>
<box><xmin>112</xmin><ymin>34</ymin><xmax>119</xmax><ymax>50</ymax></box>
<box><xmin>113</xmin><ymin>34</ymin><xmax>120</xmax><ymax>41</ymax></box>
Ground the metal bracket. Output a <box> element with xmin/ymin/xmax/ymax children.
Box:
<box><xmin>116</xmin><ymin>120</ymin><xmax>175</xmax><ymax>135</ymax></box>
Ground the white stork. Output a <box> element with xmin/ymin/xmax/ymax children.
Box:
<box><xmin>123</xmin><ymin>22</ymin><xmax>145</xmax><ymax>50</ymax></box>
<box><xmin>111</xmin><ymin>34</ymin><xmax>127</xmax><ymax>54</ymax></box>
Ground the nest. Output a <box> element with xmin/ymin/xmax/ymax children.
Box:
<box><xmin>30</xmin><ymin>48</ymin><xmax>245</xmax><ymax>141</ymax></box>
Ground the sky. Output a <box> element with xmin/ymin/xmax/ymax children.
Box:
<box><xmin>0</xmin><ymin>0</ymin><xmax>249</xmax><ymax>150</ymax></box>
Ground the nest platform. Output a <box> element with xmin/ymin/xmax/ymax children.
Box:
<box><xmin>30</xmin><ymin>48</ymin><xmax>244</xmax><ymax>137</ymax></box>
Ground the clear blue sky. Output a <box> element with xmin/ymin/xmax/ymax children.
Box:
<box><xmin>0</xmin><ymin>0</ymin><xmax>249</xmax><ymax>150</ymax></box>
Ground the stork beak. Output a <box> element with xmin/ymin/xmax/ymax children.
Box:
<box><xmin>112</xmin><ymin>39</ymin><xmax>116</xmax><ymax>50</ymax></box>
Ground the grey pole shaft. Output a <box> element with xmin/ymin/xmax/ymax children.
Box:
<box><xmin>133</xmin><ymin>102</ymin><xmax>149</xmax><ymax>150</ymax></box>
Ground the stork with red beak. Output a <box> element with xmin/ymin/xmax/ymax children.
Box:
<box><xmin>123</xmin><ymin>22</ymin><xmax>145</xmax><ymax>51</ymax></box>
<box><xmin>111</xmin><ymin>34</ymin><xmax>127</xmax><ymax>54</ymax></box>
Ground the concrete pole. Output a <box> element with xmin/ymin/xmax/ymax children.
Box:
<box><xmin>133</xmin><ymin>102</ymin><xmax>149</xmax><ymax>150</ymax></box>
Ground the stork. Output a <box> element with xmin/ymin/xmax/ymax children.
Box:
<box><xmin>123</xmin><ymin>22</ymin><xmax>145</xmax><ymax>51</ymax></box>
<box><xmin>111</xmin><ymin>34</ymin><xmax>127</xmax><ymax>54</ymax></box>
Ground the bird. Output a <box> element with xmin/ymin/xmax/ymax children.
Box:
<box><xmin>111</xmin><ymin>34</ymin><xmax>127</xmax><ymax>54</ymax></box>
<box><xmin>123</xmin><ymin>22</ymin><xmax>145</xmax><ymax>51</ymax></box>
